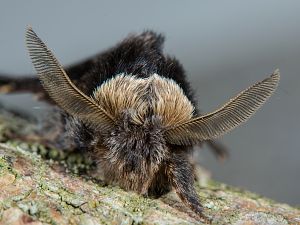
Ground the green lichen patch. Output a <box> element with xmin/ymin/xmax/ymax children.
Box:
<box><xmin>0</xmin><ymin>153</ymin><xmax>19</xmax><ymax>180</ymax></box>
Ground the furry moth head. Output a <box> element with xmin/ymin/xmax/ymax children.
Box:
<box><xmin>25</xmin><ymin>27</ymin><xmax>280</xmax><ymax>145</ymax></box>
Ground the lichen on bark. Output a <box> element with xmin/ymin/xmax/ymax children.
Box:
<box><xmin>0</xmin><ymin>110</ymin><xmax>299</xmax><ymax>225</ymax></box>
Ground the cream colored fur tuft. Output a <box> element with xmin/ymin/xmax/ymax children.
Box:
<box><xmin>93</xmin><ymin>74</ymin><xmax>195</xmax><ymax>126</ymax></box>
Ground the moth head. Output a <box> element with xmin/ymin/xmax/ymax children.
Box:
<box><xmin>26</xmin><ymin>27</ymin><xmax>280</xmax><ymax>149</ymax></box>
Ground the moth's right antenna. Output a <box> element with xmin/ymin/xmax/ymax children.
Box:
<box><xmin>25</xmin><ymin>27</ymin><xmax>114</xmax><ymax>131</ymax></box>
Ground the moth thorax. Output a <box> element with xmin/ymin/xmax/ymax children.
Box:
<box><xmin>92</xmin><ymin>73</ymin><xmax>195</xmax><ymax>127</ymax></box>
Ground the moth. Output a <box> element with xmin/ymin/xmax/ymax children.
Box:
<box><xmin>0</xmin><ymin>27</ymin><xmax>279</xmax><ymax>218</ymax></box>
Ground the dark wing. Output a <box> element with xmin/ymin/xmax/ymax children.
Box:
<box><xmin>165</xmin><ymin>70</ymin><xmax>280</xmax><ymax>145</ymax></box>
<box><xmin>25</xmin><ymin>27</ymin><xmax>114</xmax><ymax>131</ymax></box>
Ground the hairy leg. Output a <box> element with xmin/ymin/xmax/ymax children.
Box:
<box><xmin>167</xmin><ymin>152</ymin><xmax>204</xmax><ymax>216</ymax></box>
<box><xmin>205</xmin><ymin>140</ymin><xmax>229</xmax><ymax>160</ymax></box>
<box><xmin>147</xmin><ymin>164</ymin><xmax>172</xmax><ymax>198</ymax></box>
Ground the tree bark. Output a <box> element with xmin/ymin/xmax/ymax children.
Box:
<box><xmin>0</xmin><ymin>110</ymin><xmax>299</xmax><ymax>225</ymax></box>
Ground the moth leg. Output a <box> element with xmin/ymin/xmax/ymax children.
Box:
<box><xmin>148</xmin><ymin>165</ymin><xmax>172</xmax><ymax>198</ymax></box>
<box><xmin>168</xmin><ymin>153</ymin><xmax>205</xmax><ymax>217</ymax></box>
<box><xmin>205</xmin><ymin>140</ymin><xmax>229</xmax><ymax>160</ymax></box>
<box><xmin>0</xmin><ymin>74</ymin><xmax>48</xmax><ymax>99</ymax></box>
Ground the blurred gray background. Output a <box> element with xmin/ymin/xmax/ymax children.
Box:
<box><xmin>0</xmin><ymin>1</ymin><xmax>299</xmax><ymax>205</ymax></box>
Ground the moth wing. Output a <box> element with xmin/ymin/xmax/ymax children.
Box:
<box><xmin>165</xmin><ymin>70</ymin><xmax>280</xmax><ymax>145</ymax></box>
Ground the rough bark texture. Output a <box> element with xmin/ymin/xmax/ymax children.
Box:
<box><xmin>0</xmin><ymin>109</ymin><xmax>299</xmax><ymax>225</ymax></box>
